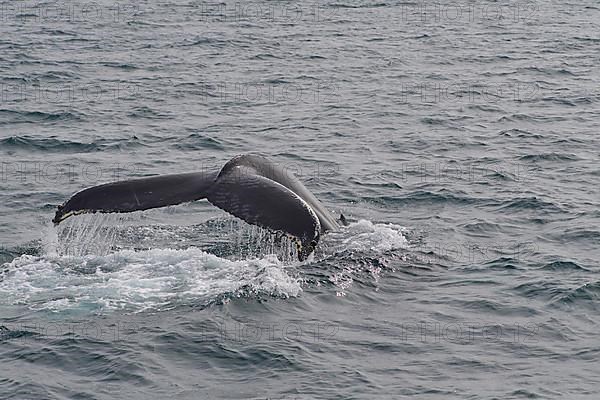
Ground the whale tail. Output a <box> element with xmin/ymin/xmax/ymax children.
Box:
<box><xmin>52</xmin><ymin>171</ymin><xmax>218</xmax><ymax>225</ymax></box>
<box><xmin>52</xmin><ymin>155</ymin><xmax>336</xmax><ymax>260</ymax></box>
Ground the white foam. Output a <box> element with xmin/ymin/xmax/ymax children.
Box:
<box><xmin>0</xmin><ymin>248</ymin><xmax>301</xmax><ymax>314</ymax></box>
<box><xmin>335</xmin><ymin>220</ymin><xmax>408</xmax><ymax>253</ymax></box>
<box><xmin>0</xmin><ymin>219</ymin><xmax>408</xmax><ymax>314</ymax></box>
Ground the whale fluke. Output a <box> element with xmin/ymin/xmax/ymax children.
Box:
<box><xmin>52</xmin><ymin>171</ymin><xmax>218</xmax><ymax>222</ymax></box>
<box><xmin>52</xmin><ymin>154</ymin><xmax>339</xmax><ymax>260</ymax></box>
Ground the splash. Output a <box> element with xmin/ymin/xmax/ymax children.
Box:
<box><xmin>52</xmin><ymin>213</ymin><xmax>302</xmax><ymax>262</ymax></box>
<box><xmin>0</xmin><ymin>214</ymin><xmax>308</xmax><ymax>314</ymax></box>
<box><xmin>51</xmin><ymin>214</ymin><xmax>124</xmax><ymax>257</ymax></box>
<box><xmin>325</xmin><ymin>219</ymin><xmax>408</xmax><ymax>254</ymax></box>
<box><xmin>322</xmin><ymin>220</ymin><xmax>408</xmax><ymax>296</ymax></box>
<box><xmin>0</xmin><ymin>248</ymin><xmax>302</xmax><ymax>314</ymax></box>
<box><xmin>221</xmin><ymin>218</ymin><xmax>300</xmax><ymax>262</ymax></box>
<box><xmin>1</xmin><ymin>217</ymin><xmax>408</xmax><ymax>314</ymax></box>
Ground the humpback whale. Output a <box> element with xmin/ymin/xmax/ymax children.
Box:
<box><xmin>52</xmin><ymin>154</ymin><xmax>341</xmax><ymax>260</ymax></box>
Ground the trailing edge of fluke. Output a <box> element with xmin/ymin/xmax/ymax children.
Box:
<box><xmin>52</xmin><ymin>154</ymin><xmax>343</xmax><ymax>261</ymax></box>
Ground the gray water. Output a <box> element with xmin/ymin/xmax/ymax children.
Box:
<box><xmin>1</xmin><ymin>0</ymin><xmax>599</xmax><ymax>398</ymax></box>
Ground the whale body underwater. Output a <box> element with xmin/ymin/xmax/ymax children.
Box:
<box><xmin>53</xmin><ymin>154</ymin><xmax>344</xmax><ymax>260</ymax></box>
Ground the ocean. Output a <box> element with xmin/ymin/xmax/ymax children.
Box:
<box><xmin>1</xmin><ymin>0</ymin><xmax>599</xmax><ymax>398</ymax></box>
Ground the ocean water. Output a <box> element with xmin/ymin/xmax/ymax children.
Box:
<box><xmin>1</xmin><ymin>0</ymin><xmax>599</xmax><ymax>398</ymax></box>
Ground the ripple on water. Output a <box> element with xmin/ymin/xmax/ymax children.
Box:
<box><xmin>0</xmin><ymin>110</ymin><xmax>83</xmax><ymax>125</ymax></box>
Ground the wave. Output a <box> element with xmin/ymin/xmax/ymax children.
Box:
<box><xmin>171</xmin><ymin>133</ymin><xmax>226</xmax><ymax>151</ymax></box>
<box><xmin>0</xmin><ymin>109</ymin><xmax>82</xmax><ymax>125</ymax></box>
<box><xmin>0</xmin><ymin>135</ymin><xmax>147</xmax><ymax>153</ymax></box>
<box><xmin>539</xmin><ymin>260</ymin><xmax>589</xmax><ymax>272</ymax></box>
<box><xmin>362</xmin><ymin>191</ymin><xmax>475</xmax><ymax>208</ymax></box>
<box><xmin>0</xmin><ymin>135</ymin><xmax>97</xmax><ymax>152</ymax></box>
<box><xmin>496</xmin><ymin>197</ymin><xmax>563</xmax><ymax>212</ymax></box>
<box><xmin>498</xmin><ymin>128</ymin><xmax>544</xmax><ymax>138</ymax></box>
<box><xmin>551</xmin><ymin>281</ymin><xmax>600</xmax><ymax>306</ymax></box>
<box><xmin>518</xmin><ymin>153</ymin><xmax>580</xmax><ymax>162</ymax></box>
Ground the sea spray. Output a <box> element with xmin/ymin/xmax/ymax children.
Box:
<box><xmin>54</xmin><ymin>213</ymin><xmax>122</xmax><ymax>257</ymax></box>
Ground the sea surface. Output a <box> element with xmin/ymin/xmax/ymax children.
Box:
<box><xmin>1</xmin><ymin>0</ymin><xmax>599</xmax><ymax>398</ymax></box>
